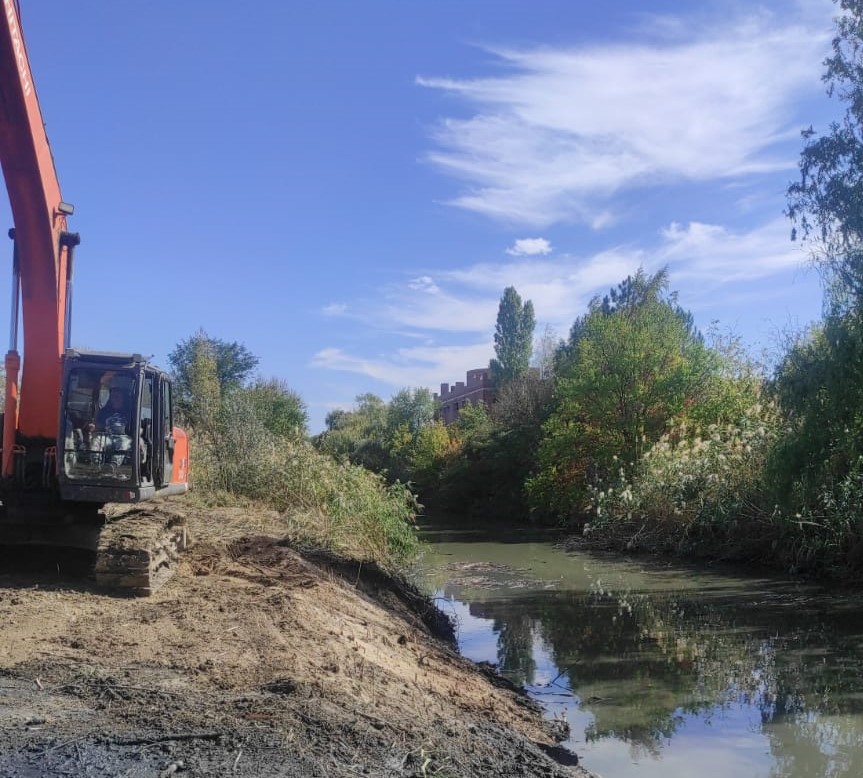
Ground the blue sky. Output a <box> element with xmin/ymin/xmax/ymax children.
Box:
<box><xmin>0</xmin><ymin>1</ymin><xmax>840</xmax><ymax>431</ymax></box>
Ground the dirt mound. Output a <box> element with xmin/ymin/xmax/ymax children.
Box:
<box><xmin>0</xmin><ymin>505</ymin><xmax>589</xmax><ymax>777</ymax></box>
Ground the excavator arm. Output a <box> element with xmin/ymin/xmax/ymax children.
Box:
<box><xmin>0</xmin><ymin>0</ymin><xmax>75</xmax><ymax>455</ymax></box>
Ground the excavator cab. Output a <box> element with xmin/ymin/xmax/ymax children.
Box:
<box><xmin>58</xmin><ymin>351</ymin><xmax>189</xmax><ymax>505</ymax></box>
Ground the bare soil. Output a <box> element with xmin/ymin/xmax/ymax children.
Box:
<box><xmin>0</xmin><ymin>504</ymin><xmax>590</xmax><ymax>777</ymax></box>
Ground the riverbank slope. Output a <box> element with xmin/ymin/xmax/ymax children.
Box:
<box><xmin>0</xmin><ymin>504</ymin><xmax>588</xmax><ymax>777</ymax></box>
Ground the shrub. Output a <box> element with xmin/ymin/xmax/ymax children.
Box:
<box><xmin>588</xmin><ymin>399</ymin><xmax>863</xmax><ymax>576</ymax></box>
<box><xmin>589</xmin><ymin>402</ymin><xmax>781</xmax><ymax>556</ymax></box>
<box><xmin>191</xmin><ymin>390</ymin><xmax>418</xmax><ymax>570</ymax></box>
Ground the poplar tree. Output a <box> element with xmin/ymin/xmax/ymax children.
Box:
<box><xmin>489</xmin><ymin>286</ymin><xmax>535</xmax><ymax>385</ymax></box>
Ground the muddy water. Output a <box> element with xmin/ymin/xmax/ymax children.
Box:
<box><xmin>418</xmin><ymin>521</ymin><xmax>863</xmax><ymax>778</ymax></box>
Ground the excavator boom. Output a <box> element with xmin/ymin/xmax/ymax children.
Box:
<box><xmin>0</xmin><ymin>0</ymin><xmax>72</xmax><ymax>444</ymax></box>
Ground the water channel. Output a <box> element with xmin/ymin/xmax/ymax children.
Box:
<box><xmin>417</xmin><ymin>519</ymin><xmax>863</xmax><ymax>778</ymax></box>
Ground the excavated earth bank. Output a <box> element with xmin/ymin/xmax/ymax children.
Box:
<box><xmin>0</xmin><ymin>505</ymin><xmax>591</xmax><ymax>777</ymax></box>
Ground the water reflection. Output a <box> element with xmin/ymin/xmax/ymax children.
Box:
<box><xmin>420</xmin><ymin>524</ymin><xmax>863</xmax><ymax>778</ymax></box>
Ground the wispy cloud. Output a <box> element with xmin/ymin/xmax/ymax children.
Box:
<box><xmin>658</xmin><ymin>218</ymin><xmax>808</xmax><ymax>283</ymax></box>
<box><xmin>506</xmin><ymin>237</ymin><xmax>552</xmax><ymax>256</ymax></box>
<box><xmin>417</xmin><ymin>9</ymin><xmax>829</xmax><ymax>227</ymax></box>
<box><xmin>322</xmin><ymin>302</ymin><xmax>348</xmax><ymax>316</ymax></box>
<box><xmin>419</xmin><ymin>219</ymin><xmax>808</xmax><ymax>329</ymax></box>
<box><xmin>311</xmin><ymin>216</ymin><xmax>814</xmax><ymax>388</ymax></box>
<box><xmin>381</xmin><ymin>282</ymin><xmax>498</xmax><ymax>333</ymax></box>
<box><xmin>407</xmin><ymin>275</ymin><xmax>441</xmax><ymax>293</ymax></box>
<box><xmin>311</xmin><ymin>342</ymin><xmax>494</xmax><ymax>389</ymax></box>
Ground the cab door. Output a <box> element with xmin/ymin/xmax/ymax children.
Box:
<box><xmin>155</xmin><ymin>375</ymin><xmax>175</xmax><ymax>487</ymax></box>
<box><xmin>139</xmin><ymin>371</ymin><xmax>155</xmax><ymax>485</ymax></box>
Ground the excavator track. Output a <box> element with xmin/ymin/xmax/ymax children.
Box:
<box><xmin>94</xmin><ymin>506</ymin><xmax>188</xmax><ymax>595</ymax></box>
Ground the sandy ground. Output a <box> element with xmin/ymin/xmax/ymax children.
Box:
<box><xmin>0</xmin><ymin>504</ymin><xmax>589</xmax><ymax>777</ymax></box>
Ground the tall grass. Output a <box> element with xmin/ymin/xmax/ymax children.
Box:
<box><xmin>189</xmin><ymin>391</ymin><xmax>419</xmax><ymax>570</ymax></box>
<box><xmin>587</xmin><ymin>400</ymin><xmax>863</xmax><ymax>577</ymax></box>
<box><xmin>591</xmin><ymin>403</ymin><xmax>777</xmax><ymax>533</ymax></box>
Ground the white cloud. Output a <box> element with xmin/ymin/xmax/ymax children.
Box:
<box><xmin>322</xmin><ymin>302</ymin><xmax>347</xmax><ymax>316</ymax></box>
<box><xmin>407</xmin><ymin>275</ymin><xmax>441</xmax><ymax>293</ymax></box>
<box><xmin>417</xmin><ymin>9</ymin><xmax>829</xmax><ymax>227</ymax></box>
<box><xmin>657</xmin><ymin>218</ymin><xmax>809</xmax><ymax>283</ymax></box>
<box><xmin>381</xmin><ymin>287</ymin><xmax>498</xmax><ymax>333</ymax></box>
<box><xmin>590</xmin><ymin>211</ymin><xmax>616</xmax><ymax>231</ymax></box>
<box><xmin>358</xmin><ymin>249</ymin><xmax>639</xmax><ymax>336</ymax></box>
<box><xmin>310</xmin><ymin>342</ymin><xmax>494</xmax><ymax>390</ymax></box>
<box><xmin>506</xmin><ymin>237</ymin><xmax>552</xmax><ymax>256</ymax></box>
<box><xmin>440</xmin><ymin>249</ymin><xmax>641</xmax><ymax>331</ymax></box>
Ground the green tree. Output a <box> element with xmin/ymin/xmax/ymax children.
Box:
<box><xmin>182</xmin><ymin>335</ymin><xmax>222</xmax><ymax>432</ymax></box>
<box><xmin>432</xmin><ymin>390</ymin><xmax>546</xmax><ymax>522</ymax></box>
<box><xmin>532</xmin><ymin>324</ymin><xmax>560</xmax><ymax>380</ymax></box>
<box><xmin>769</xmin><ymin>314</ymin><xmax>863</xmax><ymax>520</ymax></box>
<box><xmin>688</xmin><ymin>325</ymin><xmax>764</xmax><ymax>430</ymax></box>
<box><xmin>386</xmin><ymin>387</ymin><xmax>436</xmax><ymax>438</ymax></box>
<box><xmin>490</xmin><ymin>286</ymin><xmax>535</xmax><ymax>385</ymax></box>
<box><xmin>316</xmin><ymin>392</ymin><xmax>390</xmax><ymax>471</ymax></box>
<box><xmin>169</xmin><ymin>329</ymin><xmax>258</xmax><ymax>419</ymax></box>
<box><xmin>408</xmin><ymin>421</ymin><xmax>454</xmax><ymax>489</ymax></box>
<box><xmin>777</xmin><ymin>0</ymin><xmax>863</xmax><ymax>569</ymax></box>
<box><xmin>452</xmin><ymin>401</ymin><xmax>493</xmax><ymax>441</ymax></box>
<box><xmin>528</xmin><ymin>269</ymin><xmax>713</xmax><ymax>519</ymax></box>
<box><xmin>245</xmin><ymin>377</ymin><xmax>308</xmax><ymax>438</ymax></box>
<box><xmin>354</xmin><ymin>393</ymin><xmax>388</xmax><ymax>432</ymax></box>
<box><xmin>786</xmin><ymin>0</ymin><xmax>863</xmax><ymax>304</ymax></box>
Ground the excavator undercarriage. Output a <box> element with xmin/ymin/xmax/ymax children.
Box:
<box><xmin>95</xmin><ymin>505</ymin><xmax>188</xmax><ymax>595</ymax></box>
<box><xmin>0</xmin><ymin>500</ymin><xmax>189</xmax><ymax>595</ymax></box>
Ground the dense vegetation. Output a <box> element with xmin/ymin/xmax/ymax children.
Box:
<box><xmin>170</xmin><ymin>330</ymin><xmax>419</xmax><ymax>570</ymax></box>
<box><xmin>175</xmin><ymin>1</ymin><xmax>863</xmax><ymax>580</ymax></box>
<box><xmin>311</xmin><ymin>3</ymin><xmax>863</xmax><ymax>580</ymax></box>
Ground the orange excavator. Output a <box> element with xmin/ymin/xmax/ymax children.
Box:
<box><xmin>0</xmin><ymin>2</ymin><xmax>189</xmax><ymax>593</ymax></box>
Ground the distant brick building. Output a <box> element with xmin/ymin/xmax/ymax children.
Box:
<box><xmin>435</xmin><ymin>368</ymin><xmax>495</xmax><ymax>425</ymax></box>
